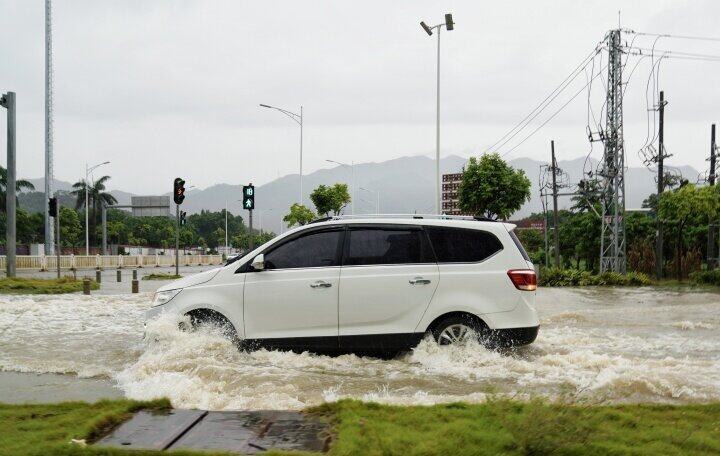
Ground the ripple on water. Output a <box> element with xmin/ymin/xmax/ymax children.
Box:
<box><xmin>1</xmin><ymin>288</ymin><xmax>720</xmax><ymax>410</ymax></box>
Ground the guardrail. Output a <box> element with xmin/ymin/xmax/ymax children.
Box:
<box><xmin>0</xmin><ymin>254</ymin><xmax>224</xmax><ymax>271</ymax></box>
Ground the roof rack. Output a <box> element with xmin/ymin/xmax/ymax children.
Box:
<box><xmin>312</xmin><ymin>214</ymin><xmax>493</xmax><ymax>221</ymax></box>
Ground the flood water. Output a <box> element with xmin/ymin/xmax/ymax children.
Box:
<box><xmin>1</xmin><ymin>287</ymin><xmax>719</xmax><ymax>410</ymax></box>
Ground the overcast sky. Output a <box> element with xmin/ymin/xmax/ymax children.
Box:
<box><xmin>1</xmin><ymin>0</ymin><xmax>718</xmax><ymax>194</ymax></box>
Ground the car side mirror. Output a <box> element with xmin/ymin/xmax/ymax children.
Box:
<box><xmin>251</xmin><ymin>254</ymin><xmax>265</xmax><ymax>271</ymax></box>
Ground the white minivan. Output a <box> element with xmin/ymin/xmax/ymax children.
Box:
<box><xmin>146</xmin><ymin>215</ymin><xmax>539</xmax><ymax>356</ymax></box>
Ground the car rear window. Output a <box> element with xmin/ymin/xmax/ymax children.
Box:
<box><xmin>343</xmin><ymin>227</ymin><xmax>434</xmax><ymax>266</ymax></box>
<box><xmin>425</xmin><ymin>226</ymin><xmax>503</xmax><ymax>263</ymax></box>
<box><xmin>509</xmin><ymin>230</ymin><xmax>532</xmax><ymax>262</ymax></box>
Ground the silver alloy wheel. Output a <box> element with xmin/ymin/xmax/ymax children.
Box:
<box><xmin>438</xmin><ymin>323</ymin><xmax>474</xmax><ymax>345</ymax></box>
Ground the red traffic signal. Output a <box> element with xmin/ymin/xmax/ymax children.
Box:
<box><xmin>173</xmin><ymin>178</ymin><xmax>186</xmax><ymax>205</ymax></box>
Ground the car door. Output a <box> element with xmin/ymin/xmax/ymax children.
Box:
<box><xmin>338</xmin><ymin>224</ymin><xmax>439</xmax><ymax>347</ymax></box>
<box><xmin>243</xmin><ymin>226</ymin><xmax>344</xmax><ymax>351</ymax></box>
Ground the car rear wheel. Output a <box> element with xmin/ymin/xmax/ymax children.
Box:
<box><xmin>431</xmin><ymin>315</ymin><xmax>489</xmax><ymax>346</ymax></box>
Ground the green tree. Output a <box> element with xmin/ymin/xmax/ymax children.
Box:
<box><xmin>70</xmin><ymin>175</ymin><xmax>118</xmax><ymax>247</ymax></box>
<box><xmin>283</xmin><ymin>203</ymin><xmax>316</xmax><ymax>227</ymax></box>
<box><xmin>310</xmin><ymin>183</ymin><xmax>351</xmax><ymax>216</ymax></box>
<box><xmin>0</xmin><ymin>165</ymin><xmax>35</xmax><ymax>211</ymax></box>
<box><xmin>59</xmin><ymin>207</ymin><xmax>82</xmax><ymax>248</ymax></box>
<box><xmin>659</xmin><ymin>184</ymin><xmax>719</xmax><ymax>279</ymax></box>
<box><xmin>458</xmin><ymin>153</ymin><xmax>531</xmax><ymax>220</ymax></box>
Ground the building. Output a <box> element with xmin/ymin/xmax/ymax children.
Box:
<box><xmin>131</xmin><ymin>196</ymin><xmax>171</xmax><ymax>217</ymax></box>
<box><xmin>441</xmin><ymin>173</ymin><xmax>466</xmax><ymax>215</ymax></box>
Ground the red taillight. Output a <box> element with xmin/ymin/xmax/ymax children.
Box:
<box><xmin>507</xmin><ymin>269</ymin><xmax>537</xmax><ymax>291</ymax></box>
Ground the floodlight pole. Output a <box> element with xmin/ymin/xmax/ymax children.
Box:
<box><xmin>420</xmin><ymin>14</ymin><xmax>454</xmax><ymax>215</ymax></box>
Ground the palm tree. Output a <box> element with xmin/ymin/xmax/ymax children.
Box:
<box><xmin>0</xmin><ymin>165</ymin><xmax>35</xmax><ymax>211</ymax></box>
<box><xmin>71</xmin><ymin>175</ymin><xmax>117</xmax><ymax>246</ymax></box>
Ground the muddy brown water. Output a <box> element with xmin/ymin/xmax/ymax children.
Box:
<box><xmin>0</xmin><ymin>287</ymin><xmax>718</xmax><ymax>409</ymax></box>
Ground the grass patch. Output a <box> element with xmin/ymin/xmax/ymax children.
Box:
<box><xmin>316</xmin><ymin>399</ymin><xmax>720</xmax><ymax>455</ymax></box>
<box><xmin>539</xmin><ymin>268</ymin><xmax>652</xmax><ymax>287</ymax></box>
<box><xmin>0</xmin><ymin>277</ymin><xmax>100</xmax><ymax>294</ymax></box>
<box><xmin>141</xmin><ymin>273</ymin><xmax>182</xmax><ymax>281</ymax></box>
<box><xmin>4</xmin><ymin>398</ymin><xmax>720</xmax><ymax>455</ymax></box>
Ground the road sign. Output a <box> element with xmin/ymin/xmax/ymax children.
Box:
<box><xmin>173</xmin><ymin>178</ymin><xmax>186</xmax><ymax>205</ymax></box>
<box><xmin>243</xmin><ymin>184</ymin><xmax>255</xmax><ymax>210</ymax></box>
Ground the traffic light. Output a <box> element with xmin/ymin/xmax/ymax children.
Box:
<box><xmin>242</xmin><ymin>184</ymin><xmax>255</xmax><ymax>210</ymax></box>
<box><xmin>48</xmin><ymin>197</ymin><xmax>57</xmax><ymax>217</ymax></box>
<box><xmin>180</xmin><ymin>211</ymin><xmax>187</xmax><ymax>226</ymax></box>
<box><xmin>173</xmin><ymin>178</ymin><xmax>186</xmax><ymax>205</ymax></box>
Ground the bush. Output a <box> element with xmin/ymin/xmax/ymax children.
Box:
<box><xmin>539</xmin><ymin>268</ymin><xmax>651</xmax><ymax>287</ymax></box>
<box><xmin>0</xmin><ymin>277</ymin><xmax>100</xmax><ymax>294</ymax></box>
<box><xmin>690</xmin><ymin>269</ymin><xmax>720</xmax><ymax>285</ymax></box>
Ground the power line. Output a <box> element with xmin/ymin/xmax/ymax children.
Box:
<box><xmin>501</xmin><ymin>63</ymin><xmax>608</xmax><ymax>157</ymax></box>
<box><xmin>628</xmin><ymin>31</ymin><xmax>720</xmax><ymax>43</ymax></box>
<box><xmin>625</xmin><ymin>46</ymin><xmax>720</xmax><ymax>60</ymax></box>
<box><xmin>483</xmin><ymin>45</ymin><xmax>603</xmax><ymax>154</ymax></box>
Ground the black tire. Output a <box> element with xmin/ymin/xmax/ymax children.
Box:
<box><xmin>431</xmin><ymin>314</ymin><xmax>491</xmax><ymax>346</ymax></box>
<box><xmin>183</xmin><ymin>309</ymin><xmax>239</xmax><ymax>345</ymax></box>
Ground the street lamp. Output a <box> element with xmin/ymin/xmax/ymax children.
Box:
<box><xmin>419</xmin><ymin>13</ymin><xmax>454</xmax><ymax>214</ymax></box>
<box><xmin>260</xmin><ymin>103</ymin><xmax>303</xmax><ymax>205</ymax></box>
<box><xmin>326</xmin><ymin>159</ymin><xmax>355</xmax><ymax>215</ymax></box>
<box><xmin>84</xmin><ymin>161</ymin><xmax>110</xmax><ymax>255</ymax></box>
<box><xmin>257</xmin><ymin>209</ymin><xmax>273</xmax><ymax>232</ymax></box>
<box><xmin>360</xmin><ymin>187</ymin><xmax>380</xmax><ymax>214</ymax></box>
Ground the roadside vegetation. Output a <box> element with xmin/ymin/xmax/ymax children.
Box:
<box><xmin>539</xmin><ymin>268</ymin><xmax>652</xmax><ymax>287</ymax></box>
<box><xmin>0</xmin><ymin>277</ymin><xmax>99</xmax><ymax>294</ymax></box>
<box><xmin>3</xmin><ymin>398</ymin><xmax>719</xmax><ymax>455</ymax></box>
<box><xmin>141</xmin><ymin>273</ymin><xmax>182</xmax><ymax>281</ymax></box>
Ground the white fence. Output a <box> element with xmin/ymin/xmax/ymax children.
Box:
<box><xmin>0</xmin><ymin>254</ymin><xmax>224</xmax><ymax>271</ymax></box>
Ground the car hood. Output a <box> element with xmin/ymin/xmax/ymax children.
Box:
<box><xmin>156</xmin><ymin>267</ymin><xmax>222</xmax><ymax>292</ymax></box>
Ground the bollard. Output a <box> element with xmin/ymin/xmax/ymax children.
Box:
<box><xmin>117</xmin><ymin>269</ymin><xmax>122</xmax><ymax>282</ymax></box>
<box><xmin>95</xmin><ymin>269</ymin><xmax>101</xmax><ymax>283</ymax></box>
<box><xmin>83</xmin><ymin>278</ymin><xmax>91</xmax><ymax>295</ymax></box>
<box><xmin>132</xmin><ymin>269</ymin><xmax>138</xmax><ymax>280</ymax></box>
<box><xmin>132</xmin><ymin>279</ymin><xmax>139</xmax><ymax>294</ymax></box>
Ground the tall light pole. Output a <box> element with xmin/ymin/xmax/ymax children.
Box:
<box><xmin>360</xmin><ymin>187</ymin><xmax>380</xmax><ymax>214</ymax></box>
<box><xmin>326</xmin><ymin>159</ymin><xmax>355</xmax><ymax>215</ymax></box>
<box><xmin>44</xmin><ymin>0</ymin><xmax>54</xmax><ymax>255</ymax></box>
<box><xmin>260</xmin><ymin>104</ymin><xmax>303</xmax><ymax>204</ymax></box>
<box><xmin>420</xmin><ymin>13</ymin><xmax>454</xmax><ymax>214</ymax></box>
<box><xmin>84</xmin><ymin>161</ymin><xmax>109</xmax><ymax>255</ymax></box>
<box><xmin>258</xmin><ymin>209</ymin><xmax>273</xmax><ymax>232</ymax></box>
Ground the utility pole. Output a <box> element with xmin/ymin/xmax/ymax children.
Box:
<box><xmin>708</xmin><ymin>123</ymin><xmax>717</xmax><ymax>269</ymax></box>
<box><xmin>655</xmin><ymin>91</ymin><xmax>668</xmax><ymax>279</ymax></box>
<box><xmin>1</xmin><ymin>92</ymin><xmax>17</xmax><ymax>277</ymax></box>
<box><xmin>56</xmin><ymin>193</ymin><xmax>61</xmax><ymax>278</ymax></box>
<box><xmin>248</xmin><ymin>210</ymin><xmax>254</xmax><ymax>251</ymax></box>
<box><xmin>175</xmin><ymin>204</ymin><xmax>180</xmax><ymax>276</ymax></box>
<box><xmin>599</xmin><ymin>29</ymin><xmax>627</xmax><ymax>273</ymax></box>
<box><xmin>551</xmin><ymin>141</ymin><xmax>561</xmax><ymax>268</ymax></box>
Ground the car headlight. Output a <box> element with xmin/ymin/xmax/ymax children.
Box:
<box><xmin>152</xmin><ymin>289</ymin><xmax>182</xmax><ymax>307</ymax></box>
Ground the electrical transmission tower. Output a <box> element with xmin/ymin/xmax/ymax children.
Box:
<box><xmin>44</xmin><ymin>0</ymin><xmax>55</xmax><ymax>255</ymax></box>
<box><xmin>599</xmin><ymin>29</ymin><xmax>626</xmax><ymax>273</ymax></box>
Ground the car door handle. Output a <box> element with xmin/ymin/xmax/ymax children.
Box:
<box><xmin>310</xmin><ymin>280</ymin><xmax>332</xmax><ymax>289</ymax></box>
<box><xmin>409</xmin><ymin>277</ymin><xmax>431</xmax><ymax>285</ymax></box>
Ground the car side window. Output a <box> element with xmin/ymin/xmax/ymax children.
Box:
<box><xmin>263</xmin><ymin>229</ymin><xmax>342</xmax><ymax>270</ymax></box>
<box><xmin>343</xmin><ymin>227</ymin><xmax>434</xmax><ymax>266</ymax></box>
<box><xmin>425</xmin><ymin>226</ymin><xmax>503</xmax><ymax>263</ymax></box>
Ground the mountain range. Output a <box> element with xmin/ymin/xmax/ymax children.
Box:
<box><xmin>21</xmin><ymin>155</ymin><xmax>699</xmax><ymax>234</ymax></box>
